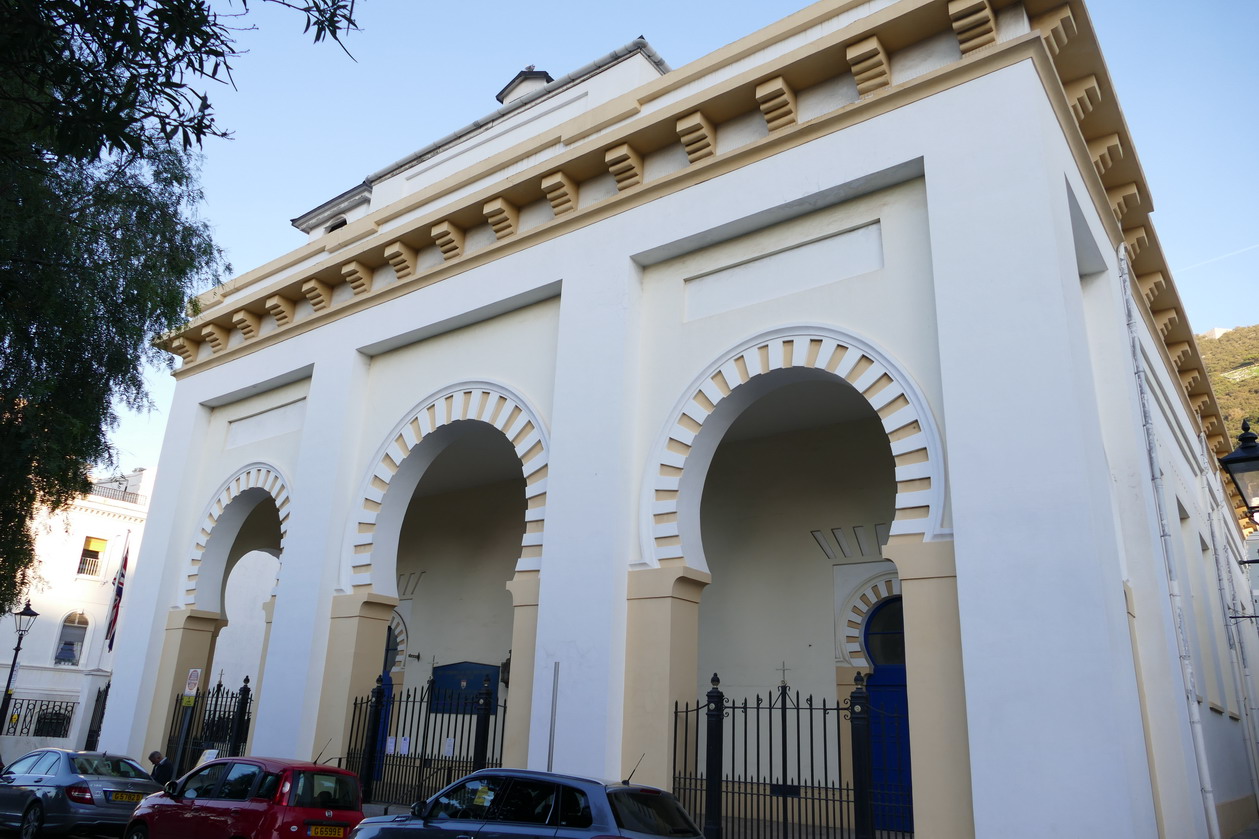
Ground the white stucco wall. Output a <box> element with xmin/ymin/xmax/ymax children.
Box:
<box><xmin>99</xmin><ymin>6</ymin><xmax>1259</xmax><ymax>837</ymax></box>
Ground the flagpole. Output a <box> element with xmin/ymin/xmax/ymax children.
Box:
<box><xmin>106</xmin><ymin>530</ymin><xmax>130</xmax><ymax>654</ymax></box>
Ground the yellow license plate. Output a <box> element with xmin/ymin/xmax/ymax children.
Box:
<box><xmin>309</xmin><ymin>828</ymin><xmax>344</xmax><ymax>838</ymax></box>
<box><xmin>111</xmin><ymin>792</ymin><xmax>143</xmax><ymax>803</ymax></box>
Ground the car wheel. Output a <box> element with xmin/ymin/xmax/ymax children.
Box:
<box><xmin>125</xmin><ymin>823</ymin><xmax>148</xmax><ymax>839</ymax></box>
<box><xmin>19</xmin><ymin>803</ymin><xmax>42</xmax><ymax>839</ymax></box>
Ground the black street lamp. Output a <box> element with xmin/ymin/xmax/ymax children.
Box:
<box><xmin>1221</xmin><ymin>419</ymin><xmax>1259</xmax><ymax>524</ymax></box>
<box><xmin>0</xmin><ymin>601</ymin><xmax>39</xmax><ymax>734</ymax></box>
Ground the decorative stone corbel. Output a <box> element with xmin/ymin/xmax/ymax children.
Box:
<box><xmin>301</xmin><ymin>278</ymin><xmax>333</xmax><ymax>312</ymax></box>
<box><xmin>676</xmin><ymin>111</ymin><xmax>716</xmax><ymax>163</ymax></box>
<box><xmin>1032</xmin><ymin>5</ymin><xmax>1077</xmax><ymax>57</ymax></box>
<box><xmin>383</xmin><ymin>241</ymin><xmax>418</xmax><ymax>280</ymax></box>
<box><xmin>170</xmin><ymin>336</ymin><xmax>199</xmax><ymax>364</ymax></box>
<box><xmin>1179</xmin><ymin>368</ymin><xmax>1201</xmax><ymax>393</ymax></box>
<box><xmin>755</xmin><ymin>78</ymin><xmax>797</xmax><ymax>131</ymax></box>
<box><xmin>202</xmin><ymin>323</ymin><xmax>230</xmax><ymax>353</ymax></box>
<box><xmin>1124</xmin><ymin>227</ymin><xmax>1149</xmax><ymax>260</ymax></box>
<box><xmin>605</xmin><ymin>144</ymin><xmax>643</xmax><ymax>191</ymax></box>
<box><xmin>483</xmin><ymin>197</ymin><xmax>520</xmax><ymax>240</ymax></box>
<box><xmin>1087</xmin><ymin>134</ymin><xmax>1123</xmax><ymax>177</ymax></box>
<box><xmin>1152</xmin><ymin>308</ymin><xmax>1178</xmax><ymax>339</ymax></box>
<box><xmin>341</xmin><ymin>260</ymin><xmax>373</xmax><ymax>295</ymax></box>
<box><xmin>431</xmin><ymin>221</ymin><xmax>465</xmax><ymax>261</ymax></box>
<box><xmin>231</xmin><ymin>309</ymin><xmax>261</xmax><ymax>340</ymax></box>
<box><xmin>1166</xmin><ymin>341</ymin><xmax>1191</xmax><ymax>369</ymax></box>
<box><xmin>264</xmin><ymin>294</ymin><xmax>295</xmax><ymax>326</ymax></box>
<box><xmin>1136</xmin><ymin>272</ymin><xmax>1165</xmax><ymax>306</ymax></box>
<box><xmin>541</xmin><ymin>171</ymin><xmax>577</xmax><ymax>216</ymax></box>
<box><xmin>1064</xmin><ymin>76</ymin><xmax>1100</xmax><ymax>122</ymax></box>
<box><xmin>948</xmin><ymin>0</ymin><xmax>996</xmax><ymax>56</ymax></box>
<box><xmin>847</xmin><ymin>36</ymin><xmax>890</xmax><ymax>96</ymax></box>
<box><xmin>1107</xmin><ymin>183</ymin><xmax>1140</xmax><ymax>222</ymax></box>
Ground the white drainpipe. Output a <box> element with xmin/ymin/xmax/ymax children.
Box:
<box><xmin>1119</xmin><ymin>245</ymin><xmax>1220</xmax><ymax>839</ymax></box>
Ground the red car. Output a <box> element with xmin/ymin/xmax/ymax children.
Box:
<box><xmin>124</xmin><ymin>756</ymin><xmax>363</xmax><ymax>839</ymax></box>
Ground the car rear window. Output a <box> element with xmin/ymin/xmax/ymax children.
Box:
<box><xmin>71</xmin><ymin>756</ymin><xmax>148</xmax><ymax>778</ymax></box>
<box><xmin>289</xmin><ymin>771</ymin><xmax>360</xmax><ymax>810</ymax></box>
<box><xmin>608</xmin><ymin>790</ymin><xmax>700</xmax><ymax>837</ymax></box>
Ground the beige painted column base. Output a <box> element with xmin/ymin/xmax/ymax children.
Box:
<box><xmin>143</xmin><ymin>609</ymin><xmax>227</xmax><ymax>762</ymax></box>
<box><xmin>884</xmin><ymin>536</ymin><xmax>974</xmax><ymax>839</ymax></box>
<box><xmin>503</xmin><ymin>570</ymin><xmax>540</xmax><ymax>768</ymax></box>
<box><xmin>622</xmin><ymin>562</ymin><xmax>711</xmax><ymax>789</ymax></box>
<box><xmin>311</xmin><ymin>589</ymin><xmax>399</xmax><ymax>764</ymax></box>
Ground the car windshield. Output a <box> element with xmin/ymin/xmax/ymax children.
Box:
<box><xmin>608</xmin><ymin>790</ymin><xmax>701</xmax><ymax>837</ymax></box>
<box><xmin>289</xmin><ymin>771</ymin><xmax>360</xmax><ymax>810</ymax></box>
<box><xmin>71</xmin><ymin>756</ymin><xmax>149</xmax><ymax>778</ymax></box>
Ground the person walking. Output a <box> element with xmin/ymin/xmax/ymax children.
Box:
<box><xmin>149</xmin><ymin>751</ymin><xmax>173</xmax><ymax>785</ymax></box>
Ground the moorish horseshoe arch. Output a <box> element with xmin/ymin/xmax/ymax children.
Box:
<box><xmin>841</xmin><ymin>573</ymin><xmax>901</xmax><ymax>667</ymax></box>
<box><xmin>182</xmin><ymin>463</ymin><xmax>291</xmax><ymax>610</ymax></box>
<box><xmin>641</xmin><ymin>326</ymin><xmax>946</xmax><ymax>574</ymax></box>
<box><xmin>346</xmin><ymin>381</ymin><xmax>549</xmax><ymax>595</ymax></box>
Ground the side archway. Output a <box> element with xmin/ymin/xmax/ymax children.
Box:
<box><xmin>183</xmin><ymin>463</ymin><xmax>290</xmax><ymax>612</ymax></box>
<box><xmin>345</xmin><ymin>382</ymin><xmax>549</xmax><ymax>595</ymax></box>
<box><xmin>641</xmin><ymin>327</ymin><xmax>945</xmax><ymax>574</ymax></box>
<box><xmin>142</xmin><ymin>462</ymin><xmax>290</xmax><ymax>766</ymax></box>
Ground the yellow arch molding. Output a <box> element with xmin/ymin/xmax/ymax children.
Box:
<box><xmin>348</xmin><ymin>382</ymin><xmax>549</xmax><ymax>592</ymax></box>
<box><xmin>183</xmin><ymin>463</ymin><xmax>291</xmax><ymax>609</ymax></box>
<box><xmin>643</xmin><ymin>328</ymin><xmax>945</xmax><ymax>573</ymax></box>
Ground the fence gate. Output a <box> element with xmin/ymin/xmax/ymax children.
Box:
<box><xmin>673</xmin><ymin>673</ymin><xmax>912</xmax><ymax>839</ymax></box>
<box><xmin>165</xmin><ymin>676</ymin><xmax>253</xmax><ymax>777</ymax></box>
<box><xmin>345</xmin><ymin>675</ymin><xmax>506</xmax><ymax>805</ymax></box>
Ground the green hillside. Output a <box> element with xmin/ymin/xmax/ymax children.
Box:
<box><xmin>1198</xmin><ymin>323</ymin><xmax>1259</xmax><ymax>442</ymax></box>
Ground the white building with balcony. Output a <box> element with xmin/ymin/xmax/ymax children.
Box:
<box><xmin>0</xmin><ymin>469</ymin><xmax>152</xmax><ymax>760</ymax></box>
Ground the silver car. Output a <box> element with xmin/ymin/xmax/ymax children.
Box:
<box><xmin>0</xmin><ymin>748</ymin><xmax>160</xmax><ymax>837</ymax></box>
<box><xmin>350</xmin><ymin>768</ymin><xmax>703</xmax><ymax>839</ymax></box>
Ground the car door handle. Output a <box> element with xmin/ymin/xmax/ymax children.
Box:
<box><xmin>457</xmin><ymin>834</ymin><xmax>475</xmax><ymax>838</ymax></box>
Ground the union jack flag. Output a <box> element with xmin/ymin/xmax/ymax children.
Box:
<box><xmin>105</xmin><ymin>537</ymin><xmax>128</xmax><ymax>652</ymax></box>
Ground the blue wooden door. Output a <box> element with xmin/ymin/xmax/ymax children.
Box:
<box><xmin>863</xmin><ymin>597</ymin><xmax>913</xmax><ymax>833</ymax></box>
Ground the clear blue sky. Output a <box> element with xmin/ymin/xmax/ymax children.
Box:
<box><xmin>108</xmin><ymin>0</ymin><xmax>1259</xmax><ymax>472</ymax></box>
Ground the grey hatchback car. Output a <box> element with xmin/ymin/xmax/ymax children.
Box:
<box><xmin>349</xmin><ymin>769</ymin><xmax>702</xmax><ymax>839</ymax></box>
<box><xmin>0</xmin><ymin>748</ymin><xmax>160</xmax><ymax>837</ymax></box>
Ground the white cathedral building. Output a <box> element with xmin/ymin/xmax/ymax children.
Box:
<box><xmin>102</xmin><ymin>0</ymin><xmax>1259</xmax><ymax>836</ymax></box>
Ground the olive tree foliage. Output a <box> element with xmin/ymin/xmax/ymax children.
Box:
<box><xmin>0</xmin><ymin>0</ymin><xmax>358</xmax><ymax>610</ymax></box>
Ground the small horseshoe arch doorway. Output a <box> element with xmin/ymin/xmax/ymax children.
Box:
<box><xmin>863</xmin><ymin>595</ymin><xmax>912</xmax><ymax>834</ymax></box>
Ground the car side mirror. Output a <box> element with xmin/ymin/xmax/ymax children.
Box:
<box><xmin>411</xmin><ymin>801</ymin><xmax>427</xmax><ymax>819</ymax></box>
<box><xmin>164</xmin><ymin>781</ymin><xmax>179</xmax><ymax>798</ymax></box>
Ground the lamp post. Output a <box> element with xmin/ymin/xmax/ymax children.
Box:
<box><xmin>1221</xmin><ymin>419</ymin><xmax>1259</xmax><ymax>526</ymax></box>
<box><xmin>0</xmin><ymin>601</ymin><xmax>39</xmax><ymax>735</ymax></box>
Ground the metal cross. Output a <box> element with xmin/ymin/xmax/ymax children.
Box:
<box><xmin>777</xmin><ymin>661</ymin><xmax>791</xmax><ymax>686</ymax></box>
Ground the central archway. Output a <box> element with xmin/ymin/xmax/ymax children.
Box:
<box><xmin>321</xmin><ymin>382</ymin><xmax>549</xmax><ymax>770</ymax></box>
<box><xmin>640</xmin><ymin>327</ymin><xmax>945</xmax><ymax>577</ymax></box>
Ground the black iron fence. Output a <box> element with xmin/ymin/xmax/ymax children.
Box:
<box><xmin>165</xmin><ymin>677</ymin><xmax>253</xmax><ymax>776</ymax></box>
<box><xmin>345</xmin><ymin>676</ymin><xmax>505</xmax><ymax>805</ymax></box>
<box><xmin>674</xmin><ymin>674</ymin><xmax>910</xmax><ymax>839</ymax></box>
<box><xmin>3</xmin><ymin>698</ymin><xmax>78</xmax><ymax>738</ymax></box>
<box><xmin>84</xmin><ymin>682</ymin><xmax>110</xmax><ymax>750</ymax></box>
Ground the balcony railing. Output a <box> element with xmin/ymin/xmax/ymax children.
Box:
<box><xmin>88</xmin><ymin>484</ymin><xmax>146</xmax><ymax>505</ymax></box>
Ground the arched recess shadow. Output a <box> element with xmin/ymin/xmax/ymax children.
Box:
<box><xmin>183</xmin><ymin>464</ymin><xmax>289</xmax><ymax>613</ymax></box>
<box><xmin>346</xmin><ymin>382</ymin><xmax>549</xmax><ymax>596</ymax></box>
<box><xmin>641</xmin><ymin>327</ymin><xmax>946</xmax><ymax>574</ymax></box>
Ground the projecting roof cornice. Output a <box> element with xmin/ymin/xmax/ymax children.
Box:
<box><xmin>163</xmin><ymin>0</ymin><xmax>1240</xmax><ymax>528</ymax></box>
